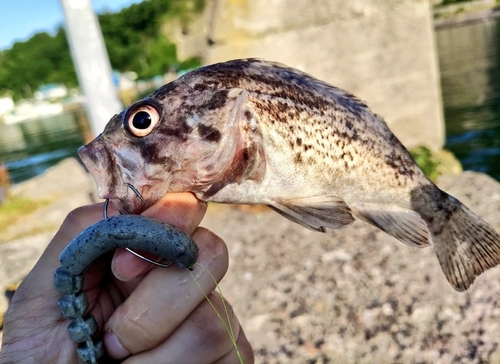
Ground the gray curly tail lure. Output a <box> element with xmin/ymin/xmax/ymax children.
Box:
<box><xmin>53</xmin><ymin>214</ymin><xmax>199</xmax><ymax>363</ymax></box>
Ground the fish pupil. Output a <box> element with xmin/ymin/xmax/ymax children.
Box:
<box><xmin>133</xmin><ymin>111</ymin><xmax>152</xmax><ymax>129</ymax></box>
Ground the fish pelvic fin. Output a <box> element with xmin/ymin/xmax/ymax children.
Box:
<box><xmin>351</xmin><ymin>203</ymin><xmax>432</xmax><ymax>248</ymax></box>
<box><xmin>268</xmin><ymin>195</ymin><xmax>355</xmax><ymax>232</ymax></box>
<box><xmin>422</xmin><ymin>191</ymin><xmax>500</xmax><ymax>292</ymax></box>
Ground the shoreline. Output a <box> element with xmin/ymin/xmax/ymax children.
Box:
<box><xmin>434</xmin><ymin>6</ymin><xmax>500</xmax><ymax>30</ymax></box>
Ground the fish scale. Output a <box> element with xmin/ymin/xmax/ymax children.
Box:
<box><xmin>79</xmin><ymin>58</ymin><xmax>500</xmax><ymax>292</ymax></box>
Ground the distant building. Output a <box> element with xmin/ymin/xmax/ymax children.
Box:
<box><xmin>2</xmin><ymin>100</ymin><xmax>64</xmax><ymax>124</ymax></box>
<box><xmin>34</xmin><ymin>84</ymin><xmax>68</xmax><ymax>101</ymax></box>
<box><xmin>0</xmin><ymin>96</ymin><xmax>15</xmax><ymax>116</ymax></box>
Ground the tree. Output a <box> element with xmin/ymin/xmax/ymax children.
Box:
<box><xmin>0</xmin><ymin>30</ymin><xmax>77</xmax><ymax>100</ymax></box>
<box><xmin>0</xmin><ymin>0</ymin><xmax>205</xmax><ymax>101</ymax></box>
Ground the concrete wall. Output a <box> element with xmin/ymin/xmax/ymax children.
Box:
<box><xmin>172</xmin><ymin>0</ymin><xmax>444</xmax><ymax>150</ymax></box>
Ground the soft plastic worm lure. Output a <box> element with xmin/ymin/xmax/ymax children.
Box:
<box><xmin>53</xmin><ymin>214</ymin><xmax>199</xmax><ymax>363</ymax></box>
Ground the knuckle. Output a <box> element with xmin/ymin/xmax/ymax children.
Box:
<box><xmin>63</xmin><ymin>204</ymin><xmax>101</xmax><ymax>231</ymax></box>
<box><xmin>193</xmin><ymin>293</ymin><xmax>240</xmax><ymax>349</ymax></box>
<box><xmin>115</xmin><ymin>308</ymin><xmax>162</xmax><ymax>351</ymax></box>
<box><xmin>64</xmin><ymin>206</ymin><xmax>87</xmax><ymax>226</ymax></box>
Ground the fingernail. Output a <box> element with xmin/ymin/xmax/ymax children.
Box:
<box><xmin>104</xmin><ymin>330</ymin><xmax>130</xmax><ymax>359</ymax></box>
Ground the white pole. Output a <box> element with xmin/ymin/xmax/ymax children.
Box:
<box><xmin>60</xmin><ymin>0</ymin><xmax>123</xmax><ymax>137</ymax></box>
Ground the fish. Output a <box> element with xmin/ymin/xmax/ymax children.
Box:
<box><xmin>78</xmin><ymin>58</ymin><xmax>500</xmax><ymax>292</ymax></box>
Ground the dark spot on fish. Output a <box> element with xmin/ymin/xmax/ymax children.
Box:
<box><xmin>276</xmin><ymin>100</ymin><xmax>288</xmax><ymax>114</ymax></box>
<box><xmin>193</xmin><ymin>83</ymin><xmax>209</xmax><ymax>92</ymax></box>
<box><xmin>155</xmin><ymin>114</ymin><xmax>192</xmax><ymax>141</ymax></box>
<box><xmin>394</xmin><ymin>172</ymin><xmax>403</xmax><ymax>186</ymax></box>
<box><xmin>198</xmin><ymin>124</ymin><xmax>221</xmax><ymax>143</ymax></box>
<box><xmin>294</xmin><ymin>152</ymin><xmax>302</xmax><ymax>163</ymax></box>
<box><xmin>151</xmin><ymin>81</ymin><xmax>180</xmax><ymax>101</ymax></box>
<box><xmin>304</xmin><ymin>144</ymin><xmax>311</xmax><ymax>151</ymax></box>
<box><xmin>345</xmin><ymin>120</ymin><xmax>353</xmax><ymax>130</ymax></box>
<box><xmin>109</xmin><ymin>167</ymin><xmax>119</xmax><ymax>192</ymax></box>
<box><xmin>139</xmin><ymin>142</ymin><xmax>174</xmax><ymax>166</ymax></box>
<box><xmin>204</xmin><ymin>90</ymin><xmax>229</xmax><ymax>110</ymax></box>
<box><xmin>159</xmin><ymin>126</ymin><xmax>190</xmax><ymax>141</ymax></box>
<box><xmin>296</xmin><ymin>137</ymin><xmax>302</xmax><ymax>146</ymax></box>
<box><xmin>255</xmin><ymin>99</ymin><xmax>288</xmax><ymax>124</ymax></box>
<box><xmin>244</xmin><ymin>110</ymin><xmax>252</xmax><ymax>121</ymax></box>
<box><xmin>242</xmin><ymin>148</ymin><xmax>250</xmax><ymax>161</ymax></box>
<box><xmin>436</xmin><ymin>191</ymin><xmax>458</xmax><ymax>221</ymax></box>
<box><xmin>385</xmin><ymin>150</ymin><xmax>416</xmax><ymax>179</ymax></box>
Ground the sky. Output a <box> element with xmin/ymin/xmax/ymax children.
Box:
<box><xmin>0</xmin><ymin>0</ymin><xmax>142</xmax><ymax>50</ymax></box>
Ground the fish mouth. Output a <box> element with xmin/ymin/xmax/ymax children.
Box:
<box><xmin>78</xmin><ymin>141</ymin><xmax>149</xmax><ymax>215</ymax></box>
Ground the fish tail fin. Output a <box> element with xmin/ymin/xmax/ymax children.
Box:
<box><xmin>427</xmin><ymin>191</ymin><xmax>500</xmax><ymax>291</ymax></box>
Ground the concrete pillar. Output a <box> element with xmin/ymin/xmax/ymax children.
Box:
<box><xmin>60</xmin><ymin>0</ymin><xmax>122</xmax><ymax>137</ymax></box>
<box><xmin>174</xmin><ymin>0</ymin><xmax>445</xmax><ymax>150</ymax></box>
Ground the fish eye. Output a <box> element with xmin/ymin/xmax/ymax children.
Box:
<box><xmin>133</xmin><ymin>111</ymin><xmax>151</xmax><ymax>129</ymax></box>
<box><xmin>125</xmin><ymin>104</ymin><xmax>160</xmax><ymax>137</ymax></box>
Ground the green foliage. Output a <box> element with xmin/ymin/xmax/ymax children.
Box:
<box><xmin>0</xmin><ymin>0</ymin><xmax>205</xmax><ymax>100</ymax></box>
<box><xmin>440</xmin><ymin>0</ymin><xmax>471</xmax><ymax>5</ymax></box>
<box><xmin>0</xmin><ymin>29</ymin><xmax>77</xmax><ymax>100</ymax></box>
<box><xmin>99</xmin><ymin>0</ymin><xmax>205</xmax><ymax>79</ymax></box>
<box><xmin>410</xmin><ymin>146</ymin><xmax>441</xmax><ymax>182</ymax></box>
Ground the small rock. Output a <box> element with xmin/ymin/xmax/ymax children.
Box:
<box><xmin>321</xmin><ymin>249</ymin><xmax>352</xmax><ymax>263</ymax></box>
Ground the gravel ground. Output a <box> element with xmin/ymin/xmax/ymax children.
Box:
<box><xmin>204</xmin><ymin>172</ymin><xmax>500</xmax><ymax>364</ymax></box>
<box><xmin>1</xmin><ymin>159</ymin><xmax>500</xmax><ymax>363</ymax></box>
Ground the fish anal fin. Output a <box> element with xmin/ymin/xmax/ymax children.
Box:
<box><xmin>269</xmin><ymin>195</ymin><xmax>355</xmax><ymax>232</ymax></box>
<box><xmin>351</xmin><ymin>203</ymin><xmax>431</xmax><ymax>248</ymax></box>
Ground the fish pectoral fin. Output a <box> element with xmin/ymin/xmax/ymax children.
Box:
<box><xmin>268</xmin><ymin>195</ymin><xmax>355</xmax><ymax>232</ymax></box>
<box><xmin>351</xmin><ymin>203</ymin><xmax>431</xmax><ymax>248</ymax></box>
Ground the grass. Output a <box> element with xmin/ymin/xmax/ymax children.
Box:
<box><xmin>410</xmin><ymin>146</ymin><xmax>441</xmax><ymax>182</ymax></box>
<box><xmin>0</xmin><ymin>194</ymin><xmax>53</xmax><ymax>243</ymax></box>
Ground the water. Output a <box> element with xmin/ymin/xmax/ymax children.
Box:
<box><xmin>437</xmin><ymin>19</ymin><xmax>500</xmax><ymax>181</ymax></box>
<box><xmin>0</xmin><ymin>108</ymin><xmax>87</xmax><ymax>184</ymax></box>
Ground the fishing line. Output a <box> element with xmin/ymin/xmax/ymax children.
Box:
<box><xmin>190</xmin><ymin>263</ymin><xmax>244</xmax><ymax>364</ymax></box>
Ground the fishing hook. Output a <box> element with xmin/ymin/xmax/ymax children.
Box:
<box><xmin>125</xmin><ymin>183</ymin><xmax>147</xmax><ymax>205</ymax></box>
<box><xmin>101</xmin><ymin>185</ymin><xmax>173</xmax><ymax>269</ymax></box>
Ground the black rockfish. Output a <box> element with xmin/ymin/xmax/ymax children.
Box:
<box><xmin>79</xmin><ymin>59</ymin><xmax>500</xmax><ymax>291</ymax></box>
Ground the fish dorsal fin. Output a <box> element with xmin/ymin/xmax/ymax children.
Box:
<box><xmin>268</xmin><ymin>195</ymin><xmax>355</xmax><ymax>232</ymax></box>
<box><xmin>351</xmin><ymin>203</ymin><xmax>431</xmax><ymax>248</ymax></box>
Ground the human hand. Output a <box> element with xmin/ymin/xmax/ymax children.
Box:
<box><xmin>0</xmin><ymin>193</ymin><xmax>253</xmax><ymax>363</ymax></box>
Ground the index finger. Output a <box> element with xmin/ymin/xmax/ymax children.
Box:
<box><xmin>104</xmin><ymin>227</ymin><xmax>229</xmax><ymax>359</ymax></box>
<box><xmin>111</xmin><ymin>192</ymin><xmax>207</xmax><ymax>281</ymax></box>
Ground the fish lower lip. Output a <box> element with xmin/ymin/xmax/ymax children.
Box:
<box><xmin>112</xmin><ymin>198</ymin><xmax>147</xmax><ymax>215</ymax></box>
